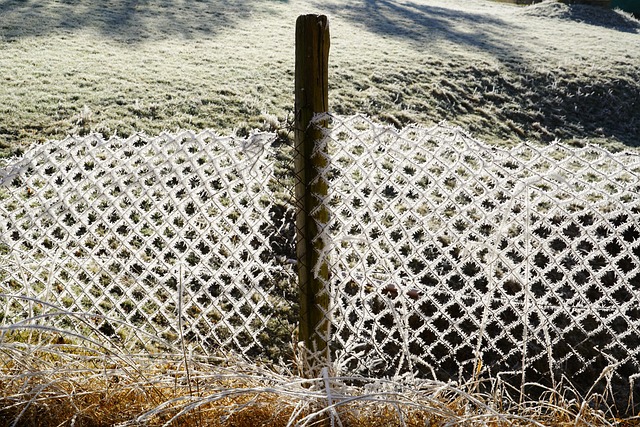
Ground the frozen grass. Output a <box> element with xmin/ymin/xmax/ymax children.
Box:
<box><xmin>2</xmin><ymin>324</ymin><xmax>638</xmax><ymax>427</ymax></box>
<box><xmin>0</xmin><ymin>299</ymin><xmax>638</xmax><ymax>426</ymax></box>
<box><xmin>0</xmin><ymin>0</ymin><xmax>639</xmax><ymax>157</ymax></box>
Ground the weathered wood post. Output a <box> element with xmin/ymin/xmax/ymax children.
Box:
<box><xmin>294</xmin><ymin>14</ymin><xmax>331</xmax><ymax>375</ymax></box>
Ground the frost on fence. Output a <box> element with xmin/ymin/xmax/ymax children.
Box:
<box><xmin>316</xmin><ymin>115</ymin><xmax>640</xmax><ymax>403</ymax></box>
<box><xmin>0</xmin><ymin>131</ymin><xmax>297</xmax><ymax>359</ymax></box>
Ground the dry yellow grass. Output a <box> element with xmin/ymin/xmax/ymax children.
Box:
<box><xmin>1</xmin><ymin>330</ymin><xmax>637</xmax><ymax>427</ymax></box>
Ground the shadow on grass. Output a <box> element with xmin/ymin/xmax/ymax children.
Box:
<box><xmin>0</xmin><ymin>0</ymin><xmax>288</xmax><ymax>42</ymax></box>
<box><xmin>319</xmin><ymin>0</ymin><xmax>527</xmax><ymax>64</ymax></box>
<box><xmin>517</xmin><ymin>1</ymin><xmax>640</xmax><ymax>34</ymax></box>
<box><xmin>320</xmin><ymin>0</ymin><xmax>640</xmax><ymax>148</ymax></box>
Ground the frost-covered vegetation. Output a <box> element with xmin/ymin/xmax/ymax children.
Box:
<box><xmin>0</xmin><ymin>0</ymin><xmax>639</xmax><ymax>157</ymax></box>
<box><xmin>1</xmin><ymin>0</ymin><xmax>640</xmax><ymax>425</ymax></box>
<box><xmin>1</xmin><ymin>327</ymin><xmax>635</xmax><ymax>427</ymax></box>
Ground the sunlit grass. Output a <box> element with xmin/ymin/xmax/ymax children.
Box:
<box><xmin>2</xmin><ymin>323</ymin><xmax>635</xmax><ymax>427</ymax></box>
<box><xmin>1</xmin><ymin>290</ymin><xmax>637</xmax><ymax>426</ymax></box>
<box><xmin>1</xmin><ymin>0</ymin><xmax>639</xmax><ymax>157</ymax></box>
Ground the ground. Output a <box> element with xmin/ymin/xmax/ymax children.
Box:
<box><xmin>0</xmin><ymin>0</ymin><xmax>639</xmax><ymax>158</ymax></box>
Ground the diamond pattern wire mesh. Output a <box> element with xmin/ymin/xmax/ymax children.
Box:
<box><xmin>0</xmin><ymin>131</ymin><xmax>297</xmax><ymax>359</ymax></box>
<box><xmin>2</xmin><ymin>115</ymin><xmax>640</xmax><ymax>407</ymax></box>
<box><xmin>312</xmin><ymin>115</ymin><xmax>640</xmax><ymax>402</ymax></box>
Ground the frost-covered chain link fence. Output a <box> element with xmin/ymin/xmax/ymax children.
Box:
<box><xmin>0</xmin><ymin>131</ymin><xmax>297</xmax><ymax>359</ymax></box>
<box><xmin>2</xmin><ymin>114</ymin><xmax>640</xmax><ymax>407</ymax></box>
<box><xmin>312</xmin><ymin>115</ymin><xmax>640</xmax><ymax>405</ymax></box>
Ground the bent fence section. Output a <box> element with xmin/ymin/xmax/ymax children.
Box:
<box><xmin>1</xmin><ymin>115</ymin><xmax>639</xmax><ymax>409</ymax></box>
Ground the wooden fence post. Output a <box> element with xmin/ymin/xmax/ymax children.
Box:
<box><xmin>294</xmin><ymin>14</ymin><xmax>331</xmax><ymax>375</ymax></box>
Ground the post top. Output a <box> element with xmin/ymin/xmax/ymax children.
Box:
<box><xmin>296</xmin><ymin>14</ymin><xmax>329</xmax><ymax>25</ymax></box>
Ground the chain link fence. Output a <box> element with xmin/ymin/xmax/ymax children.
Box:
<box><xmin>1</xmin><ymin>115</ymin><xmax>639</xmax><ymax>409</ymax></box>
<box><xmin>0</xmin><ymin>130</ymin><xmax>297</xmax><ymax>360</ymax></box>
<box><xmin>311</xmin><ymin>114</ymin><xmax>640</xmax><ymax>408</ymax></box>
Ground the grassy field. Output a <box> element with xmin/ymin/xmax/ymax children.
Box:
<box><xmin>0</xmin><ymin>0</ymin><xmax>639</xmax><ymax>158</ymax></box>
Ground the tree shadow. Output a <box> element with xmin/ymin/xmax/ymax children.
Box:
<box><xmin>319</xmin><ymin>0</ymin><xmax>640</xmax><ymax>148</ymax></box>
<box><xmin>517</xmin><ymin>1</ymin><xmax>640</xmax><ymax>34</ymax></box>
<box><xmin>319</xmin><ymin>0</ymin><xmax>527</xmax><ymax>64</ymax></box>
<box><xmin>0</xmin><ymin>0</ymin><xmax>287</xmax><ymax>42</ymax></box>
